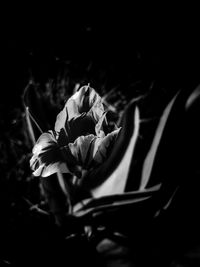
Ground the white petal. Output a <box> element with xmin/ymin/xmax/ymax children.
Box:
<box><xmin>32</xmin><ymin>131</ymin><xmax>56</xmax><ymax>155</ymax></box>
<box><xmin>66</xmin><ymin>99</ymin><xmax>80</xmax><ymax>121</ymax></box>
<box><xmin>54</xmin><ymin>107</ymin><xmax>67</xmax><ymax>132</ymax></box>
<box><xmin>33</xmin><ymin>162</ymin><xmax>70</xmax><ymax>177</ymax></box>
<box><xmin>95</xmin><ymin>112</ymin><xmax>107</xmax><ymax>137</ymax></box>
<box><xmin>55</xmin><ymin>99</ymin><xmax>79</xmax><ymax>132</ymax></box>
<box><xmin>68</xmin><ymin>135</ymin><xmax>95</xmax><ymax>165</ymax></box>
<box><xmin>93</xmin><ymin>128</ymin><xmax>121</xmax><ymax>164</ymax></box>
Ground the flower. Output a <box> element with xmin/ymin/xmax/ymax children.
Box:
<box><xmin>30</xmin><ymin>85</ymin><xmax>121</xmax><ymax>180</ymax></box>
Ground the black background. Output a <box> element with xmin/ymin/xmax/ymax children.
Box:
<box><xmin>1</xmin><ymin>6</ymin><xmax>200</xmax><ymax>266</ymax></box>
<box><xmin>3</xmin><ymin>7</ymin><xmax>200</xmax><ymax>108</ymax></box>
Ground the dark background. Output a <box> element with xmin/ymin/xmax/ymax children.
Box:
<box><xmin>3</xmin><ymin>8</ymin><xmax>200</xmax><ymax>107</ymax></box>
<box><xmin>1</xmin><ymin>8</ymin><xmax>200</xmax><ymax>266</ymax></box>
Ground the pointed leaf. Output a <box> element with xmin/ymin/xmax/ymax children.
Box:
<box><xmin>80</xmin><ymin>100</ymin><xmax>140</xmax><ymax>190</ymax></box>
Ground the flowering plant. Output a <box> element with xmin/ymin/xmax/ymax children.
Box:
<box><xmin>30</xmin><ymin>85</ymin><xmax>121</xmax><ymax>184</ymax></box>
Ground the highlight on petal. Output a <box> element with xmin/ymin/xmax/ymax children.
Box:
<box><xmin>32</xmin><ymin>131</ymin><xmax>57</xmax><ymax>155</ymax></box>
<box><xmin>71</xmin><ymin>85</ymin><xmax>105</xmax><ymax>121</ymax></box>
<box><xmin>87</xmin><ymin>92</ymin><xmax>104</xmax><ymax>122</ymax></box>
<box><xmin>54</xmin><ymin>85</ymin><xmax>104</xmax><ymax>135</ymax></box>
<box><xmin>54</xmin><ymin>104</ymin><xmax>69</xmax><ymax>133</ymax></box>
<box><xmin>30</xmin><ymin>130</ymin><xmax>71</xmax><ymax>177</ymax></box>
<box><xmin>33</xmin><ymin>162</ymin><xmax>69</xmax><ymax>177</ymax></box>
<box><xmin>71</xmin><ymin>85</ymin><xmax>90</xmax><ymax>114</ymax></box>
<box><xmin>31</xmin><ymin>146</ymin><xmax>71</xmax><ymax>177</ymax></box>
<box><xmin>93</xmin><ymin>128</ymin><xmax>121</xmax><ymax>164</ymax></box>
<box><xmin>54</xmin><ymin>95</ymin><xmax>80</xmax><ymax>133</ymax></box>
<box><xmin>68</xmin><ymin>134</ymin><xmax>96</xmax><ymax>167</ymax></box>
<box><xmin>95</xmin><ymin>112</ymin><xmax>108</xmax><ymax>137</ymax></box>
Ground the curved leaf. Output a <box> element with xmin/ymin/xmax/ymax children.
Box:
<box><xmin>80</xmin><ymin>100</ymin><xmax>140</xmax><ymax>191</ymax></box>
